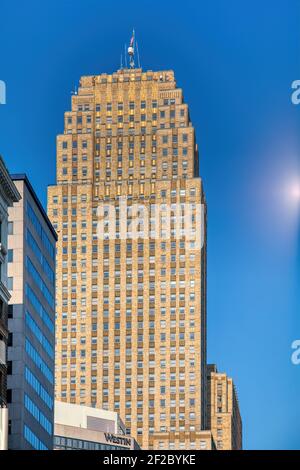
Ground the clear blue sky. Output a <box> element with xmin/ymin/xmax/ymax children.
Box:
<box><xmin>1</xmin><ymin>0</ymin><xmax>300</xmax><ymax>450</ymax></box>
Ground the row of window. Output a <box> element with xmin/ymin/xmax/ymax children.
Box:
<box><xmin>57</xmin><ymin>353</ymin><xmax>196</xmax><ymax>369</ymax></box>
<box><xmin>60</xmin><ymin>372</ymin><xmax>198</xmax><ymax>385</ymax></box>
<box><xmin>60</xmin><ymin>156</ymin><xmax>189</xmax><ymax>168</ymax></box>
<box><xmin>59</xmin><ymin>306</ymin><xmax>196</xmax><ymax>319</ymax></box>
<box><xmin>76</xmin><ymin>98</ymin><xmax>178</xmax><ymax>112</ymax></box>
<box><xmin>26</xmin><ymin>257</ymin><xmax>55</xmax><ymax>309</ymax></box>
<box><xmin>25</xmin><ymin>366</ymin><xmax>53</xmax><ymax>410</ymax></box>
<box><xmin>60</xmin><ymin>350</ymin><xmax>198</xmax><ymax>362</ymax></box>
<box><xmin>60</xmin><ymin>166</ymin><xmax>189</xmax><ymax>179</ymax></box>
<box><xmin>68</xmin><ymin>113</ymin><xmax>165</xmax><ymax>125</ymax></box>
<box><xmin>60</xmin><ymin>318</ymin><xmax>195</xmax><ymax>330</ymax></box>
<box><xmin>57</xmin><ymin>251</ymin><xmax>198</xmax><ymax>268</ymax></box>
<box><xmin>62</xmin><ymin>138</ymin><xmax>188</xmax><ymax>154</ymax></box>
<box><xmin>64</xmin><ymin>123</ymin><xmax>188</xmax><ymax>137</ymax></box>
<box><xmin>24</xmin><ymin>424</ymin><xmax>48</xmax><ymax>450</ymax></box>
<box><xmin>60</xmin><ymin>295</ymin><xmax>197</xmax><ymax>308</ymax></box>
<box><xmin>158</xmin><ymin>441</ymin><xmax>207</xmax><ymax>450</ymax></box>
<box><xmin>61</xmin><ymin>133</ymin><xmax>189</xmax><ymax>150</ymax></box>
<box><xmin>25</xmin><ymin>338</ymin><xmax>54</xmax><ymax>385</ymax></box>
<box><xmin>61</xmin><ymin>334</ymin><xmax>194</xmax><ymax>348</ymax></box>
<box><xmin>56</xmin><ymin>242</ymin><xmax>191</xmax><ymax>258</ymax></box>
<box><xmin>26</xmin><ymin>284</ymin><xmax>54</xmax><ymax>334</ymax></box>
<box><xmin>27</xmin><ymin>202</ymin><xmax>55</xmax><ymax>260</ymax></box>
<box><xmin>25</xmin><ymin>310</ymin><xmax>54</xmax><ymax>359</ymax></box>
<box><xmin>54</xmin><ymin>435</ymin><xmax>127</xmax><ymax>450</ymax></box>
<box><xmin>60</xmin><ymin>160</ymin><xmax>189</xmax><ymax>173</ymax></box>
<box><xmin>24</xmin><ymin>393</ymin><xmax>52</xmax><ymax>435</ymax></box>
<box><xmin>64</xmin><ymin>121</ymin><xmax>188</xmax><ymax>137</ymax></box>
<box><xmin>51</xmin><ymin>187</ymin><xmax>196</xmax><ymax>205</ymax></box>
<box><xmin>27</xmin><ymin>229</ymin><xmax>54</xmax><ymax>285</ymax></box>
<box><xmin>59</xmin><ymin>388</ymin><xmax>197</xmax><ymax>402</ymax></box>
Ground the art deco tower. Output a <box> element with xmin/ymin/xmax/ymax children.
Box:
<box><xmin>48</xmin><ymin>50</ymin><xmax>208</xmax><ymax>449</ymax></box>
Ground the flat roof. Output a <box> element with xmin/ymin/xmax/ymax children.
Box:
<box><xmin>10</xmin><ymin>174</ymin><xmax>58</xmax><ymax>241</ymax></box>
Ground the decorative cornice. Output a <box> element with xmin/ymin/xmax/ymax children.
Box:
<box><xmin>0</xmin><ymin>155</ymin><xmax>21</xmax><ymax>206</ymax></box>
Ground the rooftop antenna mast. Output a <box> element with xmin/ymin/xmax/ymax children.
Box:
<box><xmin>128</xmin><ymin>29</ymin><xmax>135</xmax><ymax>68</ymax></box>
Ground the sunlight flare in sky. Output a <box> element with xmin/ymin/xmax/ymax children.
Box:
<box><xmin>288</xmin><ymin>181</ymin><xmax>300</xmax><ymax>203</ymax></box>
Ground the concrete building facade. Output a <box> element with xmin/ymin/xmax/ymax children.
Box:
<box><xmin>7</xmin><ymin>175</ymin><xmax>57</xmax><ymax>450</ymax></box>
<box><xmin>0</xmin><ymin>156</ymin><xmax>20</xmax><ymax>450</ymax></box>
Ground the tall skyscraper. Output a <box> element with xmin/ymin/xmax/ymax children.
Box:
<box><xmin>207</xmin><ymin>365</ymin><xmax>242</xmax><ymax>450</ymax></box>
<box><xmin>7</xmin><ymin>175</ymin><xmax>57</xmax><ymax>450</ymax></box>
<box><xmin>48</xmin><ymin>63</ymin><xmax>208</xmax><ymax>450</ymax></box>
<box><xmin>0</xmin><ymin>156</ymin><xmax>20</xmax><ymax>450</ymax></box>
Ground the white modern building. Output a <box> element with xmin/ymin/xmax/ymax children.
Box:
<box><xmin>54</xmin><ymin>401</ymin><xmax>140</xmax><ymax>450</ymax></box>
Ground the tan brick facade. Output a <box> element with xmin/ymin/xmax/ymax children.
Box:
<box><xmin>207</xmin><ymin>365</ymin><xmax>242</xmax><ymax>450</ymax></box>
<box><xmin>47</xmin><ymin>66</ymin><xmax>212</xmax><ymax>450</ymax></box>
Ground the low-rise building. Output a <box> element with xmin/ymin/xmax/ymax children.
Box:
<box><xmin>54</xmin><ymin>401</ymin><xmax>140</xmax><ymax>450</ymax></box>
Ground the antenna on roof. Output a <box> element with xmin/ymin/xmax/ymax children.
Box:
<box><xmin>71</xmin><ymin>86</ymin><xmax>77</xmax><ymax>96</ymax></box>
<box><xmin>120</xmin><ymin>53</ymin><xmax>123</xmax><ymax>70</ymax></box>
<box><xmin>128</xmin><ymin>29</ymin><xmax>135</xmax><ymax>68</ymax></box>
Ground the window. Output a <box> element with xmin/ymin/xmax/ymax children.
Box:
<box><xmin>25</xmin><ymin>311</ymin><xmax>54</xmax><ymax>359</ymax></box>
<box><xmin>24</xmin><ymin>394</ymin><xmax>52</xmax><ymax>435</ymax></box>
<box><xmin>25</xmin><ymin>338</ymin><xmax>54</xmax><ymax>384</ymax></box>
<box><xmin>26</xmin><ymin>230</ymin><xmax>54</xmax><ymax>285</ymax></box>
<box><xmin>25</xmin><ymin>284</ymin><xmax>54</xmax><ymax>333</ymax></box>
<box><xmin>7</xmin><ymin>249</ymin><xmax>13</xmax><ymax>263</ymax></box>
<box><xmin>8</xmin><ymin>222</ymin><xmax>14</xmax><ymax>235</ymax></box>
<box><xmin>26</xmin><ymin>257</ymin><xmax>54</xmax><ymax>309</ymax></box>
<box><xmin>7</xmin><ymin>305</ymin><xmax>13</xmax><ymax>318</ymax></box>
<box><xmin>7</xmin><ymin>277</ymin><xmax>13</xmax><ymax>290</ymax></box>
<box><xmin>25</xmin><ymin>366</ymin><xmax>53</xmax><ymax>410</ymax></box>
<box><xmin>27</xmin><ymin>202</ymin><xmax>55</xmax><ymax>260</ymax></box>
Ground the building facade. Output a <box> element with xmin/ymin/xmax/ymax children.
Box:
<box><xmin>7</xmin><ymin>175</ymin><xmax>57</xmax><ymax>450</ymax></box>
<box><xmin>151</xmin><ymin>430</ymin><xmax>216</xmax><ymax>450</ymax></box>
<box><xmin>0</xmin><ymin>157</ymin><xmax>20</xmax><ymax>450</ymax></box>
<box><xmin>206</xmin><ymin>364</ymin><xmax>242</xmax><ymax>450</ymax></box>
<box><xmin>54</xmin><ymin>400</ymin><xmax>140</xmax><ymax>450</ymax></box>
<box><xmin>48</xmin><ymin>66</ymin><xmax>208</xmax><ymax>449</ymax></box>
